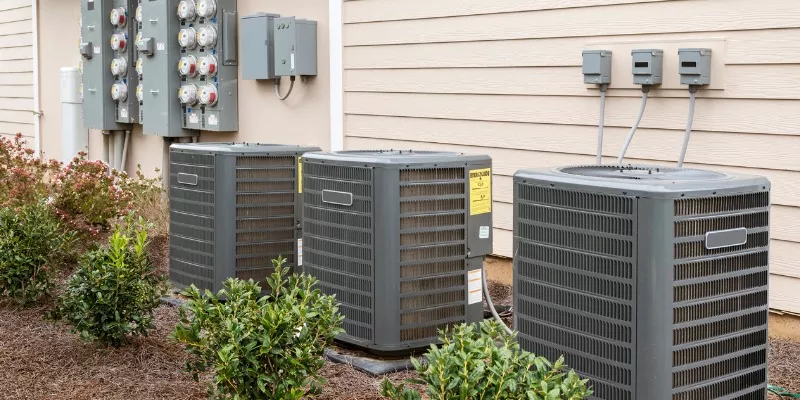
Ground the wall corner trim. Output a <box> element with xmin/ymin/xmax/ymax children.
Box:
<box><xmin>329</xmin><ymin>0</ymin><xmax>343</xmax><ymax>151</ymax></box>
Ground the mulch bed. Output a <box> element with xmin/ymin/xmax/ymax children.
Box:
<box><xmin>1</xmin><ymin>280</ymin><xmax>798</xmax><ymax>399</ymax></box>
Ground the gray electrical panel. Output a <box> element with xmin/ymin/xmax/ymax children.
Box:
<box><xmin>513</xmin><ymin>164</ymin><xmax>770</xmax><ymax>400</ymax></box>
<box><xmin>582</xmin><ymin>50</ymin><xmax>612</xmax><ymax>85</ymax></box>
<box><xmin>134</xmin><ymin>0</ymin><xmax>144</xmax><ymax>123</ymax></box>
<box><xmin>631</xmin><ymin>49</ymin><xmax>663</xmax><ymax>85</ymax></box>
<box><xmin>169</xmin><ymin>142</ymin><xmax>321</xmax><ymax>293</ymax></box>
<box><xmin>177</xmin><ymin>0</ymin><xmax>239</xmax><ymax>132</ymax></box>
<box><xmin>240</xmin><ymin>13</ymin><xmax>280</xmax><ymax>80</ymax></box>
<box><xmin>80</xmin><ymin>0</ymin><xmax>129</xmax><ymax>130</ymax></box>
<box><xmin>679</xmin><ymin>48</ymin><xmax>712</xmax><ymax>86</ymax></box>
<box><xmin>302</xmin><ymin>150</ymin><xmax>492</xmax><ymax>354</ymax></box>
<box><xmin>140</xmin><ymin>0</ymin><xmax>197</xmax><ymax>137</ymax></box>
<box><xmin>274</xmin><ymin>17</ymin><xmax>317</xmax><ymax>77</ymax></box>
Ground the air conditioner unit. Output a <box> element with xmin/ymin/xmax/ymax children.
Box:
<box><xmin>301</xmin><ymin>150</ymin><xmax>493</xmax><ymax>353</ymax></box>
<box><xmin>168</xmin><ymin>142</ymin><xmax>320</xmax><ymax>293</ymax></box>
<box><xmin>512</xmin><ymin>165</ymin><xmax>770</xmax><ymax>400</ymax></box>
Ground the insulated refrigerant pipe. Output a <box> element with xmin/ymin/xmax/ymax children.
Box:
<box><xmin>483</xmin><ymin>268</ymin><xmax>512</xmax><ymax>334</ymax></box>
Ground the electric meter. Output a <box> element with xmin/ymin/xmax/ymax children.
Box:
<box><xmin>110</xmin><ymin>7</ymin><xmax>127</xmax><ymax>28</ymax></box>
<box><xmin>136</xmin><ymin>84</ymin><xmax>144</xmax><ymax>102</ymax></box>
<box><xmin>178</xmin><ymin>56</ymin><xmax>198</xmax><ymax>77</ymax></box>
<box><xmin>196</xmin><ymin>0</ymin><xmax>216</xmax><ymax>19</ymax></box>
<box><xmin>111</xmin><ymin>83</ymin><xmax>128</xmax><ymax>102</ymax></box>
<box><xmin>110</xmin><ymin>33</ymin><xmax>127</xmax><ymax>51</ymax></box>
<box><xmin>179</xmin><ymin>84</ymin><xmax>198</xmax><ymax>105</ymax></box>
<box><xmin>110</xmin><ymin>57</ymin><xmax>128</xmax><ymax>76</ymax></box>
<box><xmin>177</xmin><ymin>0</ymin><xmax>196</xmax><ymax>20</ymax></box>
<box><xmin>178</xmin><ymin>28</ymin><xmax>197</xmax><ymax>49</ymax></box>
<box><xmin>196</xmin><ymin>26</ymin><xmax>217</xmax><ymax>48</ymax></box>
<box><xmin>198</xmin><ymin>84</ymin><xmax>218</xmax><ymax>106</ymax></box>
<box><xmin>198</xmin><ymin>55</ymin><xmax>217</xmax><ymax>77</ymax></box>
<box><xmin>135</xmin><ymin>57</ymin><xmax>143</xmax><ymax>77</ymax></box>
<box><xmin>135</xmin><ymin>5</ymin><xmax>143</xmax><ymax>23</ymax></box>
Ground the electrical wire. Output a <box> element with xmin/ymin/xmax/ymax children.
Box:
<box><xmin>617</xmin><ymin>87</ymin><xmax>650</xmax><ymax>164</ymax></box>
<box><xmin>482</xmin><ymin>267</ymin><xmax>512</xmax><ymax>334</ymax></box>
<box><xmin>768</xmin><ymin>384</ymin><xmax>800</xmax><ymax>398</ymax></box>
<box><xmin>677</xmin><ymin>86</ymin><xmax>698</xmax><ymax>168</ymax></box>
<box><xmin>274</xmin><ymin>76</ymin><xmax>296</xmax><ymax>100</ymax></box>
<box><xmin>596</xmin><ymin>85</ymin><xmax>608</xmax><ymax>165</ymax></box>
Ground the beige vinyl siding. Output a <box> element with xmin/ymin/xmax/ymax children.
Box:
<box><xmin>342</xmin><ymin>0</ymin><xmax>800</xmax><ymax>313</ymax></box>
<box><xmin>0</xmin><ymin>0</ymin><xmax>33</xmax><ymax>139</ymax></box>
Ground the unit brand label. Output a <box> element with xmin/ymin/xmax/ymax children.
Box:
<box><xmin>468</xmin><ymin>269</ymin><xmax>482</xmax><ymax>304</ymax></box>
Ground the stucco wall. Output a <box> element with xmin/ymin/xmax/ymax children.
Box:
<box><xmin>38</xmin><ymin>0</ymin><xmax>331</xmax><ymax>176</ymax></box>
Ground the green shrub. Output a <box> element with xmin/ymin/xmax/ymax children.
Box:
<box><xmin>51</xmin><ymin>217</ymin><xmax>167</xmax><ymax>346</ymax></box>
<box><xmin>171</xmin><ymin>258</ymin><xmax>344</xmax><ymax>400</ymax></box>
<box><xmin>0</xmin><ymin>202</ymin><xmax>76</xmax><ymax>304</ymax></box>
<box><xmin>381</xmin><ymin>320</ymin><xmax>593</xmax><ymax>400</ymax></box>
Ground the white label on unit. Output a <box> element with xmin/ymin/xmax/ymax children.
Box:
<box><xmin>479</xmin><ymin>226</ymin><xmax>490</xmax><ymax>239</ymax></box>
<box><xmin>93</xmin><ymin>45</ymin><xmax>101</xmax><ymax>54</ymax></box>
<box><xmin>297</xmin><ymin>238</ymin><xmax>303</xmax><ymax>266</ymax></box>
<box><xmin>188</xmin><ymin>112</ymin><xmax>199</xmax><ymax>124</ymax></box>
<box><xmin>208</xmin><ymin>114</ymin><xmax>218</xmax><ymax>126</ymax></box>
<box><xmin>156</xmin><ymin>42</ymin><xmax>165</xmax><ymax>51</ymax></box>
<box><xmin>120</xmin><ymin>108</ymin><xmax>128</xmax><ymax>118</ymax></box>
<box><xmin>467</xmin><ymin>269</ymin><xmax>482</xmax><ymax>305</ymax></box>
<box><xmin>290</xmin><ymin>53</ymin><xmax>295</xmax><ymax>70</ymax></box>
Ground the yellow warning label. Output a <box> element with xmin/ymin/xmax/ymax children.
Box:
<box><xmin>298</xmin><ymin>157</ymin><xmax>303</xmax><ymax>193</ymax></box>
<box><xmin>469</xmin><ymin>168</ymin><xmax>491</xmax><ymax>215</ymax></box>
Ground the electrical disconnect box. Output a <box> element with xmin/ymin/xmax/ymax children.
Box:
<box><xmin>240</xmin><ymin>13</ymin><xmax>280</xmax><ymax>80</ymax></box>
<box><xmin>140</xmin><ymin>0</ymin><xmax>198</xmax><ymax>137</ymax></box>
<box><xmin>274</xmin><ymin>17</ymin><xmax>317</xmax><ymax>77</ymax></box>
<box><xmin>80</xmin><ymin>0</ymin><xmax>131</xmax><ymax>130</ymax></box>
<box><xmin>631</xmin><ymin>49</ymin><xmax>664</xmax><ymax>85</ymax></box>
<box><xmin>134</xmin><ymin>0</ymin><xmax>145</xmax><ymax>123</ymax></box>
<box><xmin>582</xmin><ymin>50</ymin><xmax>612</xmax><ymax>85</ymax></box>
<box><xmin>679</xmin><ymin>48</ymin><xmax>712</xmax><ymax>86</ymax></box>
<box><xmin>177</xmin><ymin>0</ymin><xmax>239</xmax><ymax>132</ymax></box>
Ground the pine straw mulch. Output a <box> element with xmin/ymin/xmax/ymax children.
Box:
<box><xmin>1</xmin><ymin>279</ymin><xmax>799</xmax><ymax>399</ymax></box>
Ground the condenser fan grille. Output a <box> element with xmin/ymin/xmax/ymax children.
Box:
<box><xmin>514</xmin><ymin>183</ymin><xmax>636</xmax><ymax>400</ymax></box>
<box><xmin>303</xmin><ymin>163</ymin><xmax>375</xmax><ymax>342</ymax></box>
<box><xmin>398</xmin><ymin>167</ymin><xmax>468</xmax><ymax>344</ymax></box>
<box><xmin>670</xmin><ymin>193</ymin><xmax>769</xmax><ymax>397</ymax></box>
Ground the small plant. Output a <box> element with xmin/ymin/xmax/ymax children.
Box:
<box><xmin>0</xmin><ymin>133</ymin><xmax>61</xmax><ymax>208</ymax></box>
<box><xmin>0</xmin><ymin>202</ymin><xmax>76</xmax><ymax>304</ymax></box>
<box><xmin>381</xmin><ymin>320</ymin><xmax>593</xmax><ymax>400</ymax></box>
<box><xmin>171</xmin><ymin>257</ymin><xmax>344</xmax><ymax>400</ymax></box>
<box><xmin>51</xmin><ymin>216</ymin><xmax>167</xmax><ymax>346</ymax></box>
<box><xmin>116</xmin><ymin>165</ymin><xmax>167</xmax><ymax>237</ymax></box>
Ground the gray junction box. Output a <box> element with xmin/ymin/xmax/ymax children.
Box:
<box><xmin>168</xmin><ymin>142</ymin><xmax>321</xmax><ymax>293</ymax></box>
<box><xmin>631</xmin><ymin>49</ymin><xmax>664</xmax><ymax>86</ymax></box>
<box><xmin>582</xmin><ymin>50</ymin><xmax>612</xmax><ymax>85</ymax></box>
<box><xmin>240</xmin><ymin>13</ymin><xmax>280</xmax><ymax>80</ymax></box>
<box><xmin>274</xmin><ymin>17</ymin><xmax>317</xmax><ymax>77</ymax></box>
<box><xmin>512</xmin><ymin>164</ymin><xmax>770</xmax><ymax>400</ymax></box>
<box><xmin>679</xmin><ymin>48</ymin><xmax>713</xmax><ymax>86</ymax></box>
<box><xmin>301</xmin><ymin>150</ymin><xmax>493</xmax><ymax>353</ymax></box>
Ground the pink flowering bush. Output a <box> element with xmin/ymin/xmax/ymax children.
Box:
<box><xmin>0</xmin><ymin>133</ymin><xmax>60</xmax><ymax>208</ymax></box>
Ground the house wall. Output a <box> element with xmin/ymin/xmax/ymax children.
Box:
<box><xmin>0</xmin><ymin>0</ymin><xmax>34</xmax><ymax>142</ymax></box>
<box><xmin>37</xmin><ymin>0</ymin><xmax>331</xmax><ymax>175</ymax></box>
<box><xmin>341</xmin><ymin>0</ymin><xmax>800</xmax><ymax>313</ymax></box>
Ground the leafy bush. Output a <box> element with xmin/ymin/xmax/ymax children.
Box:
<box><xmin>52</xmin><ymin>152</ymin><xmax>131</xmax><ymax>227</ymax></box>
<box><xmin>0</xmin><ymin>133</ymin><xmax>61</xmax><ymax>208</ymax></box>
<box><xmin>116</xmin><ymin>165</ymin><xmax>167</xmax><ymax>237</ymax></box>
<box><xmin>381</xmin><ymin>320</ymin><xmax>593</xmax><ymax>400</ymax></box>
<box><xmin>51</xmin><ymin>217</ymin><xmax>167</xmax><ymax>346</ymax></box>
<box><xmin>0</xmin><ymin>202</ymin><xmax>76</xmax><ymax>304</ymax></box>
<box><xmin>171</xmin><ymin>258</ymin><xmax>344</xmax><ymax>400</ymax></box>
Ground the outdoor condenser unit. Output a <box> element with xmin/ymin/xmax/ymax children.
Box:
<box><xmin>168</xmin><ymin>142</ymin><xmax>321</xmax><ymax>293</ymax></box>
<box><xmin>512</xmin><ymin>165</ymin><xmax>770</xmax><ymax>400</ymax></box>
<box><xmin>301</xmin><ymin>150</ymin><xmax>493</xmax><ymax>353</ymax></box>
